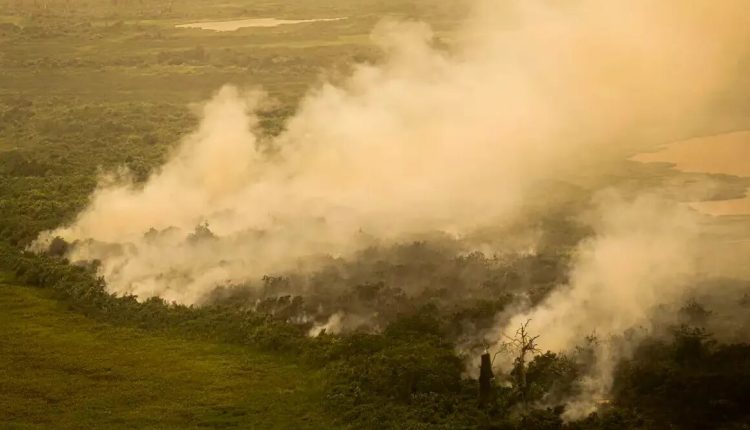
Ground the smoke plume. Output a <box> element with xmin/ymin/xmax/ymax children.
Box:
<box><xmin>34</xmin><ymin>0</ymin><xmax>750</xmax><ymax>414</ymax></box>
<box><xmin>37</xmin><ymin>0</ymin><xmax>749</xmax><ymax>302</ymax></box>
<box><xmin>493</xmin><ymin>193</ymin><xmax>701</xmax><ymax>419</ymax></box>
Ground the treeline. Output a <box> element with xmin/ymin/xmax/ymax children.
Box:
<box><xmin>3</xmin><ymin>242</ymin><xmax>749</xmax><ymax>429</ymax></box>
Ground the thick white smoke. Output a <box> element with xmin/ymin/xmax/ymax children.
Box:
<box><xmin>36</xmin><ymin>1</ymin><xmax>749</xmax><ymax>304</ymax></box>
<box><xmin>32</xmin><ymin>0</ymin><xmax>750</xmax><ymax>417</ymax></box>
<box><xmin>493</xmin><ymin>193</ymin><xmax>701</xmax><ymax>419</ymax></box>
<box><xmin>501</xmin><ymin>194</ymin><xmax>698</xmax><ymax>351</ymax></box>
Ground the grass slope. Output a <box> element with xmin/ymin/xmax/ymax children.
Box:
<box><xmin>0</xmin><ymin>275</ymin><xmax>338</xmax><ymax>430</ymax></box>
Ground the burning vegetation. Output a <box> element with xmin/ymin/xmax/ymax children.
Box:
<box><xmin>2</xmin><ymin>0</ymin><xmax>750</xmax><ymax>428</ymax></box>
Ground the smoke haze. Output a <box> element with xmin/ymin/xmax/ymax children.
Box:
<box><xmin>493</xmin><ymin>193</ymin><xmax>701</xmax><ymax>418</ymax></box>
<box><xmin>34</xmin><ymin>0</ymin><xmax>750</xmax><ymax>415</ymax></box>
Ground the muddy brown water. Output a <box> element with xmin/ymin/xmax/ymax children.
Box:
<box><xmin>633</xmin><ymin>131</ymin><xmax>750</xmax><ymax>216</ymax></box>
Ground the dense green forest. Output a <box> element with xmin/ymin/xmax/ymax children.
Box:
<box><xmin>2</xmin><ymin>1</ymin><xmax>750</xmax><ymax>429</ymax></box>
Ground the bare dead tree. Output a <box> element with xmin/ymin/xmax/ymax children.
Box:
<box><xmin>498</xmin><ymin>319</ymin><xmax>541</xmax><ymax>405</ymax></box>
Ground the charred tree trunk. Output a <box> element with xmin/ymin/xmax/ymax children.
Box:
<box><xmin>478</xmin><ymin>352</ymin><xmax>495</xmax><ymax>407</ymax></box>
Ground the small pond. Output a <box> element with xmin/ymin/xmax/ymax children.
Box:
<box><xmin>175</xmin><ymin>17</ymin><xmax>345</xmax><ymax>32</ymax></box>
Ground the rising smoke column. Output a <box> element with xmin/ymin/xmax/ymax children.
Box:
<box><xmin>36</xmin><ymin>0</ymin><xmax>750</xmax><ymax>308</ymax></box>
<box><xmin>493</xmin><ymin>193</ymin><xmax>700</xmax><ymax>419</ymax></box>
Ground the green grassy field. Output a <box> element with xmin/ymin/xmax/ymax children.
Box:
<box><xmin>0</xmin><ymin>274</ymin><xmax>339</xmax><ymax>430</ymax></box>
